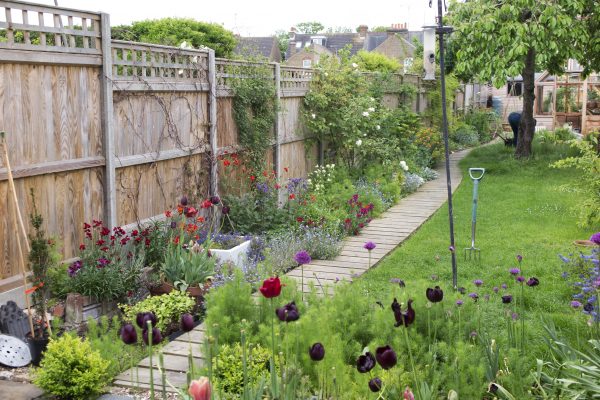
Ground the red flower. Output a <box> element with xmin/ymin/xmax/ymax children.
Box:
<box><xmin>259</xmin><ymin>277</ymin><xmax>283</xmax><ymax>298</ymax></box>
<box><xmin>275</xmin><ymin>184</ymin><xmax>281</xmax><ymax>189</ymax></box>
<box><xmin>296</xmin><ymin>217</ymin><xmax>304</xmax><ymax>223</ymax></box>
<box><xmin>289</xmin><ymin>194</ymin><xmax>296</xmax><ymax>200</ymax></box>
<box><xmin>185</xmin><ymin>207</ymin><xmax>198</xmax><ymax>217</ymax></box>
<box><xmin>132</xmin><ymin>230</ymin><xmax>139</xmax><ymax>237</ymax></box>
<box><xmin>188</xmin><ymin>377</ymin><xmax>211</xmax><ymax>400</ymax></box>
<box><xmin>79</xmin><ymin>244</ymin><xmax>86</xmax><ymax>251</ymax></box>
<box><xmin>250</xmin><ymin>175</ymin><xmax>256</xmax><ymax>182</ymax></box>
<box><xmin>202</xmin><ymin>200</ymin><xmax>212</xmax><ymax>209</ymax></box>
<box><xmin>344</xmin><ymin>218</ymin><xmax>351</xmax><ymax>224</ymax></box>
<box><xmin>284</xmin><ymin>167</ymin><xmax>289</xmax><ymax>173</ymax></box>
<box><xmin>223</xmin><ymin>159</ymin><xmax>231</xmax><ymax>167</ymax></box>
<box><xmin>262</xmin><ymin>171</ymin><xmax>268</xmax><ymax>177</ymax></box>
<box><xmin>233</xmin><ymin>158</ymin><xmax>240</xmax><ymax>166</ymax></box>
<box><xmin>174</xmin><ymin>236</ymin><xmax>180</xmax><ymax>245</ymax></box>
<box><xmin>83</xmin><ymin>222</ymin><xmax>91</xmax><ymax>230</ymax></box>
<box><xmin>165</xmin><ymin>210</ymin><xmax>172</xmax><ymax>218</ymax></box>
<box><xmin>196</xmin><ymin>216</ymin><xmax>205</xmax><ymax>223</ymax></box>
<box><xmin>96</xmin><ymin>239</ymin><xmax>105</xmax><ymax>246</ymax></box>
<box><xmin>100</xmin><ymin>227</ymin><xmax>111</xmax><ymax>236</ymax></box>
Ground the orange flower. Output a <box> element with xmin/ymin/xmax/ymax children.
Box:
<box><xmin>234</xmin><ymin>158</ymin><xmax>240</xmax><ymax>166</ymax></box>
<box><xmin>262</xmin><ymin>171</ymin><xmax>268</xmax><ymax>177</ymax></box>
<box><xmin>196</xmin><ymin>216</ymin><xmax>205</xmax><ymax>223</ymax></box>
<box><xmin>177</xmin><ymin>205</ymin><xmax>184</xmax><ymax>215</ymax></box>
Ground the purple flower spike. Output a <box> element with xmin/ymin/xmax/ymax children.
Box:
<box><xmin>571</xmin><ymin>300</ymin><xmax>582</xmax><ymax>309</ymax></box>
<box><xmin>455</xmin><ymin>299</ymin><xmax>463</xmax><ymax>307</ymax></box>
<box><xmin>364</xmin><ymin>241</ymin><xmax>376</xmax><ymax>251</ymax></box>
<box><xmin>473</xmin><ymin>279</ymin><xmax>483</xmax><ymax>287</ymax></box>
<box><xmin>501</xmin><ymin>283</ymin><xmax>508</xmax><ymax>290</ymax></box>
<box><xmin>509</xmin><ymin>268</ymin><xmax>520</xmax><ymax>276</ymax></box>
<box><xmin>294</xmin><ymin>250</ymin><xmax>311</xmax><ymax>265</ymax></box>
<box><xmin>516</xmin><ymin>276</ymin><xmax>525</xmax><ymax>283</ymax></box>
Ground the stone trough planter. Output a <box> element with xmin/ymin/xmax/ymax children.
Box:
<box><xmin>65</xmin><ymin>293</ymin><xmax>118</xmax><ymax>325</ymax></box>
<box><xmin>211</xmin><ymin>238</ymin><xmax>251</xmax><ymax>267</ymax></box>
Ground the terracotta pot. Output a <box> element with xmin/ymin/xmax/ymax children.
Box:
<box><xmin>148</xmin><ymin>282</ymin><xmax>174</xmax><ymax>296</ymax></box>
<box><xmin>187</xmin><ymin>283</ymin><xmax>211</xmax><ymax>297</ymax></box>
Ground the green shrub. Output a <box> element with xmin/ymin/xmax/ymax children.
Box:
<box><xmin>33</xmin><ymin>334</ymin><xmax>109</xmax><ymax>399</ymax></box>
<box><xmin>86</xmin><ymin>316</ymin><xmax>147</xmax><ymax>378</ymax></box>
<box><xmin>451</xmin><ymin>123</ymin><xmax>479</xmax><ymax>146</ymax></box>
<box><xmin>120</xmin><ymin>290</ymin><xmax>195</xmax><ymax>333</ymax></box>
<box><xmin>464</xmin><ymin>109</ymin><xmax>496</xmax><ymax>142</ymax></box>
<box><xmin>47</xmin><ymin>263</ymin><xmax>71</xmax><ymax>299</ymax></box>
<box><xmin>213</xmin><ymin>342</ymin><xmax>274</xmax><ymax>397</ymax></box>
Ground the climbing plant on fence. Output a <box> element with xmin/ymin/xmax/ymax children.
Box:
<box><xmin>230</xmin><ymin>63</ymin><xmax>277</xmax><ymax>174</ymax></box>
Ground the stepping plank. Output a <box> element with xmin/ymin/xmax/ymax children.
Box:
<box><xmin>162</xmin><ymin>339</ymin><xmax>205</xmax><ymax>358</ymax></box>
<box><xmin>308</xmin><ymin>261</ymin><xmax>369</xmax><ymax>270</ymax></box>
<box><xmin>113</xmin><ymin>380</ymin><xmax>179</xmax><ymax>393</ymax></box>
<box><xmin>287</xmin><ymin>265</ymin><xmax>362</xmax><ymax>276</ymax></box>
<box><xmin>115</xmin><ymin>366</ymin><xmax>188</xmax><ymax>388</ymax></box>
<box><xmin>182</xmin><ymin>329</ymin><xmax>205</xmax><ymax>344</ymax></box>
<box><xmin>312</xmin><ymin>259</ymin><xmax>368</xmax><ymax>267</ymax></box>
<box><xmin>287</xmin><ymin>269</ymin><xmax>354</xmax><ymax>280</ymax></box>
<box><xmin>138</xmin><ymin>353</ymin><xmax>203</xmax><ymax>372</ymax></box>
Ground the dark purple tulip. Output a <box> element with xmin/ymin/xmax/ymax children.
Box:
<box><xmin>356</xmin><ymin>352</ymin><xmax>376</xmax><ymax>373</ymax></box>
<box><xmin>142</xmin><ymin>327</ymin><xmax>162</xmax><ymax>345</ymax></box>
<box><xmin>526</xmin><ymin>277</ymin><xmax>539</xmax><ymax>287</ymax></box>
<box><xmin>426</xmin><ymin>286</ymin><xmax>444</xmax><ymax>303</ymax></box>
<box><xmin>136</xmin><ymin>312</ymin><xmax>157</xmax><ymax>329</ymax></box>
<box><xmin>210</xmin><ymin>196</ymin><xmax>221</xmax><ymax>205</ymax></box>
<box><xmin>180</xmin><ymin>195</ymin><xmax>188</xmax><ymax>206</ymax></box>
<box><xmin>181</xmin><ymin>313</ymin><xmax>195</xmax><ymax>332</ymax></box>
<box><xmin>375</xmin><ymin>345</ymin><xmax>397</xmax><ymax>370</ymax></box>
<box><xmin>501</xmin><ymin>295</ymin><xmax>513</xmax><ymax>304</ymax></box>
<box><xmin>368</xmin><ymin>377</ymin><xmax>382</xmax><ymax>392</ymax></box>
<box><xmin>276</xmin><ymin>301</ymin><xmax>300</xmax><ymax>322</ymax></box>
<box><xmin>584</xmin><ymin>303</ymin><xmax>594</xmax><ymax>312</ymax></box>
<box><xmin>309</xmin><ymin>343</ymin><xmax>325</xmax><ymax>361</ymax></box>
<box><xmin>120</xmin><ymin>323</ymin><xmax>137</xmax><ymax>345</ymax></box>
<box><xmin>170</xmin><ymin>221</ymin><xmax>177</xmax><ymax>229</ymax></box>
<box><xmin>221</xmin><ymin>206</ymin><xmax>230</xmax><ymax>215</ymax></box>
<box><xmin>391</xmin><ymin>298</ymin><xmax>415</xmax><ymax>327</ymax></box>
<box><xmin>489</xmin><ymin>383</ymin><xmax>499</xmax><ymax>393</ymax></box>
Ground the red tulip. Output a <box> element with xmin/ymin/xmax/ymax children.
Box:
<box><xmin>188</xmin><ymin>377</ymin><xmax>211</xmax><ymax>400</ymax></box>
<box><xmin>259</xmin><ymin>277</ymin><xmax>282</xmax><ymax>298</ymax></box>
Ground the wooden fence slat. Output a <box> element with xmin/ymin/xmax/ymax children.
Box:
<box><xmin>21</xmin><ymin>9</ymin><xmax>30</xmax><ymax>44</ymax></box>
<box><xmin>208</xmin><ymin>49</ymin><xmax>218</xmax><ymax>198</ymax></box>
<box><xmin>4</xmin><ymin>7</ymin><xmax>14</xmax><ymax>44</ymax></box>
<box><xmin>37</xmin><ymin>11</ymin><xmax>45</xmax><ymax>46</ymax></box>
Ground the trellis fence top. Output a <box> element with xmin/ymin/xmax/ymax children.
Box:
<box><xmin>0</xmin><ymin>0</ymin><xmax>104</xmax><ymax>65</ymax></box>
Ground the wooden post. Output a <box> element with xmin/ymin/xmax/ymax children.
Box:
<box><xmin>208</xmin><ymin>49</ymin><xmax>218</xmax><ymax>198</ymax></box>
<box><xmin>100</xmin><ymin>13</ymin><xmax>117</xmax><ymax>228</ymax></box>
<box><xmin>581</xmin><ymin>77</ymin><xmax>588</xmax><ymax>134</ymax></box>
<box><xmin>274</xmin><ymin>63</ymin><xmax>283</xmax><ymax>206</ymax></box>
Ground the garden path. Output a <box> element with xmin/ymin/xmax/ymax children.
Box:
<box><xmin>113</xmin><ymin>149</ymin><xmax>470</xmax><ymax>392</ymax></box>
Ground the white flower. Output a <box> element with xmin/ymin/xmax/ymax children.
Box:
<box><xmin>327</xmin><ymin>178</ymin><xmax>331</xmax><ymax>182</ymax></box>
<box><xmin>307</xmin><ymin>178</ymin><xmax>312</xmax><ymax>184</ymax></box>
<box><xmin>400</xmin><ymin>161</ymin><xmax>409</xmax><ymax>171</ymax></box>
<box><xmin>311</xmin><ymin>113</ymin><xmax>316</xmax><ymax>119</ymax></box>
<box><xmin>362</xmin><ymin>111</ymin><xmax>369</xmax><ymax>117</ymax></box>
<box><xmin>355</xmin><ymin>139</ymin><xmax>362</xmax><ymax>146</ymax></box>
<box><xmin>324</xmin><ymin>72</ymin><xmax>329</xmax><ymax>76</ymax></box>
<box><xmin>331</xmin><ymin>164</ymin><xmax>335</xmax><ymax>168</ymax></box>
<box><xmin>376</xmin><ymin>125</ymin><xmax>381</xmax><ymax>130</ymax></box>
<box><xmin>352</xmin><ymin>63</ymin><xmax>358</xmax><ymax>68</ymax></box>
<box><xmin>363</xmin><ymin>133</ymin><xmax>367</xmax><ymax>137</ymax></box>
<box><xmin>368</xmin><ymin>107</ymin><xmax>375</xmax><ymax>112</ymax></box>
<box><xmin>370</xmin><ymin>97</ymin><xmax>375</xmax><ymax>102</ymax></box>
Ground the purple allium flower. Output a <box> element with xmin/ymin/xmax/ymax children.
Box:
<box><xmin>276</xmin><ymin>301</ymin><xmax>300</xmax><ymax>322</ymax></box>
<box><xmin>180</xmin><ymin>195</ymin><xmax>188</xmax><ymax>206</ymax></box>
<box><xmin>571</xmin><ymin>300</ymin><xmax>582</xmax><ymax>309</ymax></box>
<box><xmin>516</xmin><ymin>254</ymin><xmax>523</xmax><ymax>263</ymax></box>
<box><xmin>501</xmin><ymin>283</ymin><xmax>508</xmax><ymax>290</ymax></box>
<box><xmin>181</xmin><ymin>313</ymin><xmax>195</xmax><ymax>332</ymax></box>
<box><xmin>511</xmin><ymin>312</ymin><xmax>519</xmax><ymax>321</ymax></box>
<box><xmin>516</xmin><ymin>276</ymin><xmax>525</xmax><ymax>283</ymax></box>
<box><xmin>309</xmin><ymin>343</ymin><xmax>325</xmax><ymax>361</ymax></box>
<box><xmin>294</xmin><ymin>250</ymin><xmax>311</xmax><ymax>265</ymax></box>
<box><xmin>470</xmin><ymin>331</ymin><xmax>478</xmax><ymax>338</ymax></box>
<box><xmin>473</xmin><ymin>279</ymin><xmax>483</xmax><ymax>287</ymax></box>
<box><xmin>390</xmin><ymin>278</ymin><xmax>406</xmax><ymax>287</ymax></box>
<box><xmin>501</xmin><ymin>295</ymin><xmax>513</xmax><ymax>304</ymax></box>
<box><xmin>493</xmin><ymin>286</ymin><xmax>499</xmax><ymax>293</ymax></box>
<box><xmin>364</xmin><ymin>241</ymin><xmax>376</xmax><ymax>251</ymax></box>
<box><xmin>468</xmin><ymin>292</ymin><xmax>479</xmax><ymax>301</ymax></box>
<box><xmin>68</xmin><ymin>260</ymin><xmax>82</xmax><ymax>277</ymax></box>
<box><xmin>526</xmin><ymin>277</ymin><xmax>540</xmax><ymax>287</ymax></box>
<box><xmin>335</xmin><ymin>277</ymin><xmax>340</xmax><ymax>283</ymax></box>
<box><xmin>456</xmin><ymin>299</ymin><xmax>463</xmax><ymax>307</ymax></box>
<box><xmin>120</xmin><ymin>323</ymin><xmax>137</xmax><ymax>345</ymax></box>
<box><xmin>509</xmin><ymin>268</ymin><xmax>520</xmax><ymax>276</ymax></box>
<box><xmin>590</xmin><ymin>232</ymin><xmax>600</xmax><ymax>245</ymax></box>
<box><xmin>368</xmin><ymin>377</ymin><xmax>382</xmax><ymax>393</ymax></box>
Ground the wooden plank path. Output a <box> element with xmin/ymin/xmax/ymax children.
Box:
<box><xmin>114</xmin><ymin>150</ymin><xmax>469</xmax><ymax>391</ymax></box>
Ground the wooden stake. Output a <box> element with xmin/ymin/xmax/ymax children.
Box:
<box><xmin>0</xmin><ymin>132</ymin><xmax>35</xmax><ymax>336</ymax></box>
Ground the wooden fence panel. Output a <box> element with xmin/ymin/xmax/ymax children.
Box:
<box><xmin>279</xmin><ymin>141</ymin><xmax>317</xmax><ymax>181</ymax></box>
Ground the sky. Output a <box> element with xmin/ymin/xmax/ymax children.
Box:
<box><xmin>35</xmin><ymin>0</ymin><xmax>440</xmax><ymax>36</ymax></box>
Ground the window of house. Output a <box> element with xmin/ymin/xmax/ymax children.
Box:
<box><xmin>507</xmin><ymin>81</ymin><xmax>523</xmax><ymax>96</ymax></box>
<box><xmin>302</xmin><ymin>59</ymin><xmax>312</xmax><ymax>68</ymax></box>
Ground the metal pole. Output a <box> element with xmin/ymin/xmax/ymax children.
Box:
<box><xmin>435</xmin><ymin>0</ymin><xmax>458</xmax><ymax>288</ymax></box>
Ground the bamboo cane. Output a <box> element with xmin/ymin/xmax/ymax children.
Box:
<box><xmin>0</xmin><ymin>132</ymin><xmax>37</xmax><ymax>337</ymax></box>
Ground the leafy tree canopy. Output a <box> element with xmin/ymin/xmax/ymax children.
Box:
<box><xmin>296</xmin><ymin>21</ymin><xmax>325</xmax><ymax>34</ymax></box>
<box><xmin>353</xmin><ymin>50</ymin><xmax>401</xmax><ymax>73</ymax></box>
<box><xmin>111</xmin><ymin>18</ymin><xmax>237</xmax><ymax>58</ymax></box>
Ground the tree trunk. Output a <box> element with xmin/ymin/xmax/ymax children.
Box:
<box><xmin>515</xmin><ymin>47</ymin><xmax>536</xmax><ymax>158</ymax></box>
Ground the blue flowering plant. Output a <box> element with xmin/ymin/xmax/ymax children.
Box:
<box><xmin>559</xmin><ymin>246</ymin><xmax>600</xmax><ymax>323</ymax></box>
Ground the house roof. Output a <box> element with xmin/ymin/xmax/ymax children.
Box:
<box><xmin>234</xmin><ymin>37</ymin><xmax>278</xmax><ymax>61</ymax></box>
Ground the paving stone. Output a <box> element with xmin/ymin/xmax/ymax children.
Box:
<box><xmin>0</xmin><ymin>381</ymin><xmax>44</xmax><ymax>400</ymax></box>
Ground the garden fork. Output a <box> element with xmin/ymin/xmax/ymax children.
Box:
<box><xmin>464</xmin><ymin>168</ymin><xmax>485</xmax><ymax>261</ymax></box>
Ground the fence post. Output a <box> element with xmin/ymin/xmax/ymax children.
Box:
<box><xmin>274</xmin><ymin>63</ymin><xmax>283</xmax><ymax>205</ymax></box>
<box><xmin>100</xmin><ymin>13</ymin><xmax>116</xmax><ymax>228</ymax></box>
<box><xmin>208</xmin><ymin>49</ymin><xmax>218</xmax><ymax>198</ymax></box>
